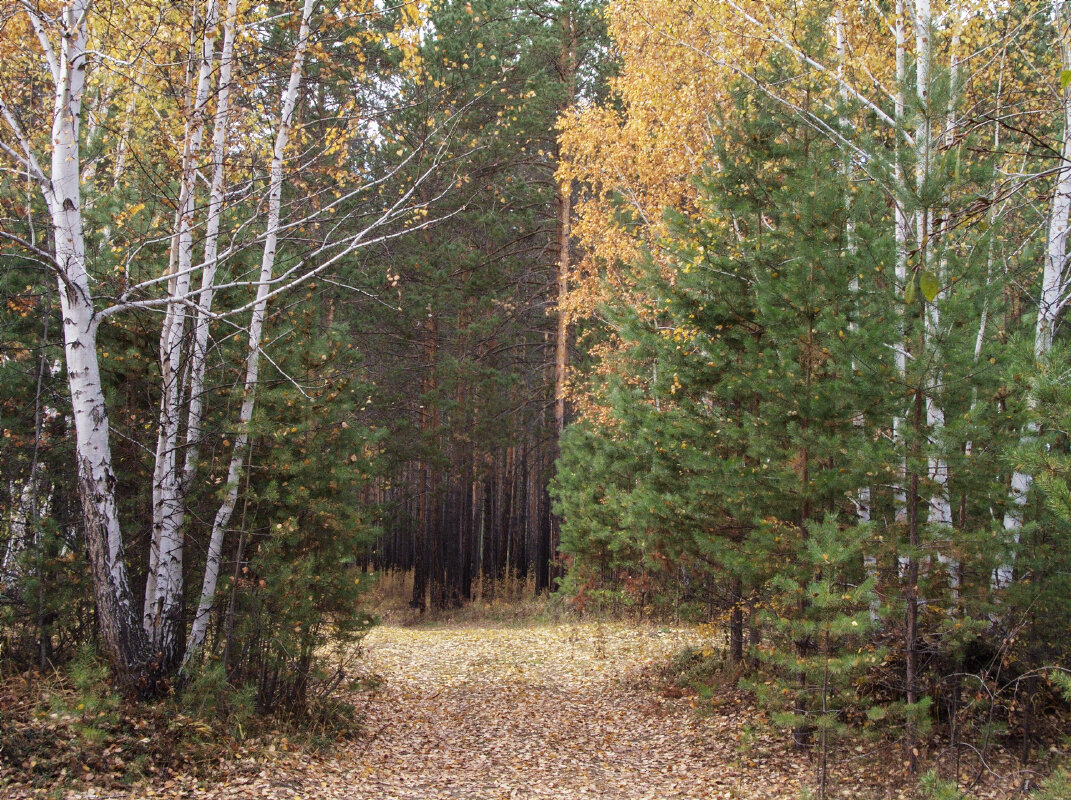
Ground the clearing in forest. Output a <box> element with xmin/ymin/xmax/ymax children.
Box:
<box><xmin>342</xmin><ymin>622</ymin><xmax>805</xmax><ymax>799</ymax></box>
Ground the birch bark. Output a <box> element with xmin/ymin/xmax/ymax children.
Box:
<box><xmin>31</xmin><ymin>0</ymin><xmax>152</xmax><ymax>688</ymax></box>
<box><xmin>834</xmin><ymin>8</ymin><xmax>877</xmax><ymax>618</ymax></box>
<box><xmin>893</xmin><ymin>0</ymin><xmax>910</xmax><ymax>533</ymax></box>
<box><xmin>144</xmin><ymin>0</ymin><xmax>221</xmax><ymax>669</ymax></box>
<box><xmin>185</xmin><ymin>0</ymin><xmax>319</xmax><ymax>663</ymax></box>
<box><xmin>183</xmin><ymin>0</ymin><xmax>239</xmax><ymax>494</ymax></box>
<box><xmin>922</xmin><ymin>25</ymin><xmax>960</xmax><ymax>596</ymax></box>
<box><xmin>2</xmin><ymin>0</ymin><xmax>452</xmax><ymax>686</ymax></box>
<box><xmin>997</xmin><ymin>14</ymin><xmax>1071</xmax><ymax>587</ymax></box>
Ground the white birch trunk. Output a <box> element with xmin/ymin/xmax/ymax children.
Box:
<box><xmin>914</xmin><ymin>0</ymin><xmax>941</xmax><ymax>536</ymax></box>
<box><xmin>4</xmin><ymin>0</ymin><xmax>449</xmax><ymax>685</ymax></box>
<box><xmin>1</xmin><ymin>480</ymin><xmax>47</xmax><ymax>576</ymax></box>
<box><xmin>893</xmin><ymin>0</ymin><xmax>910</xmax><ymax>541</ymax></box>
<box><xmin>965</xmin><ymin>61</ymin><xmax>1002</xmax><ymax>462</ymax></box>
<box><xmin>185</xmin><ymin>0</ymin><xmax>318</xmax><ymax>663</ymax></box>
<box><xmin>111</xmin><ymin>90</ymin><xmax>137</xmax><ymax>187</ymax></box>
<box><xmin>183</xmin><ymin>0</ymin><xmax>239</xmax><ymax>493</ymax></box>
<box><xmin>997</xmin><ymin>23</ymin><xmax>1071</xmax><ymax>588</ymax></box>
<box><xmin>144</xmin><ymin>1</ymin><xmax>221</xmax><ymax>665</ymax></box>
<box><xmin>923</xmin><ymin>29</ymin><xmax>960</xmax><ymax>596</ymax></box>
<box><xmin>835</xmin><ymin>8</ymin><xmax>878</xmax><ymax>618</ymax></box>
<box><xmin>35</xmin><ymin>0</ymin><xmax>150</xmax><ymax>685</ymax></box>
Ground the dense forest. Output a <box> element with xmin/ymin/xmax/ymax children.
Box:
<box><xmin>3</xmin><ymin>0</ymin><xmax>1071</xmax><ymax>795</ymax></box>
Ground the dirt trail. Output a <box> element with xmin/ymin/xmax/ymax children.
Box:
<box><xmin>25</xmin><ymin>622</ymin><xmax>1044</xmax><ymax>799</ymax></box>
<box><xmin>348</xmin><ymin>623</ymin><xmax>758</xmax><ymax>799</ymax></box>
<box><xmin>279</xmin><ymin>623</ymin><xmax>808</xmax><ymax>800</ymax></box>
<box><xmin>60</xmin><ymin>623</ymin><xmax>820</xmax><ymax>799</ymax></box>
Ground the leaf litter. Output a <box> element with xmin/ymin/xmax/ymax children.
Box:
<box><xmin>6</xmin><ymin>622</ymin><xmax>1048</xmax><ymax>799</ymax></box>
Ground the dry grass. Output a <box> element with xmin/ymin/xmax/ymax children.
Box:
<box><xmin>365</xmin><ymin>570</ymin><xmax>581</xmax><ymax>628</ymax></box>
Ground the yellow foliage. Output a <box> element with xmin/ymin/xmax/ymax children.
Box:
<box><xmin>557</xmin><ymin>0</ymin><xmax>1061</xmax><ymax>425</ymax></box>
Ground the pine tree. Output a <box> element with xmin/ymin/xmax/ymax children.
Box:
<box><xmin>357</xmin><ymin>0</ymin><xmax>610</xmax><ymax>606</ymax></box>
<box><xmin>994</xmin><ymin>343</ymin><xmax>1071</xmax><ymax>760</ymax></box>
<box><xmin>751</xmin><ymin>517</ymin><xmax>883</xmax><ymax>800</ymax></box>
<box><xmin>215</xmin><ymin>291</ymin><xmax>380</xmax><ymax>714</ymax></box>
<box><xmin>557</xmin><ymin>59</ymin><xmax>900</xmax><ymax>641</ymax></box>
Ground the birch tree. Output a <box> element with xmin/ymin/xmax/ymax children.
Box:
<box><xmin>0</xmin><ymin>0</ymin><xmax>455</xmax><ymax>690</ymax></box>
<box><xmin>998</xmin><ymin>3</ymin><xmax>1071</xmax><ymax>587</ymax></box>
<box><xmin>554</xmin><ymin>0</ymin><xmax>1049</xmax><ymax>769</ymax></box>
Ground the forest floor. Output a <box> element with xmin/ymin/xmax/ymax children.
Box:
<box><xmin>3</xmin><ymin>618</ymin><xmax>1052</xmax><ymax>799</ymax></box>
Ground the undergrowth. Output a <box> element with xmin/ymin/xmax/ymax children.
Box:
<box><xmin>368</xmin><ymin>569</ymin><xmax>678</xmax><ymax>628</ymax></box>
<box><xmin>660</xmin><ymin>637</ymin><xmax>1071</xmax><ymax>799</ymax></box>
<box><xmin>367</xmin><ymin>570</ymin><xmax>575</xmax><ymax>626</ymax></box>
<box><xmin>0</xmin><ymin>644</ymin><xmax>371</xmax><ymax>794</ymax></box>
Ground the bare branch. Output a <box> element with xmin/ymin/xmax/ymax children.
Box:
<box><xmin>18</xmin><ymin>0</ymin><xmax>60</xmax><ymax>84</ymax></box>
<box><xmin>709</xmin><ymin>0</ymin><xmax>903</xmax><ymax>132</ymax></box>
<box><xmin>0</xmin><ymin>92</ymin><xmax>51</xmax><ymax>195</ymax></box>
<box><xmin>0</xmin><ymin>229</ymin><xmax>59</xmax><ymax>270</ymax></box>
<box><xmin>318</xmin><ymin>275</ymin><xmax>402</xmax><ymax>312</ymax></box>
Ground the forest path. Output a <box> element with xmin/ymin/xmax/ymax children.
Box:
<box><xmin>59</xmin><ymin>622</ymin><xmax>820</xmax><ymax>799</ymax></box>
<box><xmin>289</xmin><ymin>622</ymin><xmax>811</xmax><ymax>800</ymax></box>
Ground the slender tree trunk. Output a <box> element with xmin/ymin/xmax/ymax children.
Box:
<box><xmin>181</xmin><ymin>0</ymin><xmax>242</xmax><ymax>660</ymax></box>
<box><xmin>548</xmin><ymin>10</ymin><xmax>578</xmax><ymax>591</ymax></box>
<box><xmin>554</xmin><ymin>183</ymin><xmax>572</xmax><ymax>441</ymax></box>
<box><xmin>183</xmin><ymin>0</ymin><xmax>239</xmax><ymax>494</ymax></box>
<box><xmin>111</xmin><ymin>89</ymin><xmax>137</xmax><ymax>187</ymax></box>
<box><xmin>834</xmin><ymin>8</ymin><xmax>880</xmax><ymax>618</ymax></box>
<box><xmin>411</xmin><ymin>459</ymin><xmax>428</xmax><ymax>610</ymax></box>
<box><xmin>923</xmin><ymin>30</ymin><xmax>963</xmax><ymax>600</ymax></box>
<box><xmin>964</xmin><ymin>50</ymin><xmax>1003</xmax><ymax>472</ymax></box>
<box><xmin>553</xmin><ymin>10</ymin><xmax>577</xmax><ymax>440</ymax></box>
<box><xmin>998</xmin><ymin>19</ymin><xmax>1071</xmax><ymax>588</ymax></box>
<box><xmin>729</xmin><ymin>576</ymin><xmax>743</xmax><ymax>665</ymax></box>
<box><xmin>905</xmin><ymin>352</ymin><xmax>924</xmax><ymax>775</ymax></box>
<box><xmin>184</xmin><ymin>0</ymin><xmax>318</xmax><ymax>664</ymax></box>
<box><xmin>37</xmin><ymin>0</ymin><xmax>154</xmax><ymax>690</ymax></box>
<box><xmin>145</xmin><ymin>0</ymin><xmax>221</xmax><ymax>670</ymax></box>
<box><xmin>428</xmin><ymin>315</ymin><xmax>443</xmax><ymax>607</ymax></box>
<box><xmin>892</xmin><ymin>0</ymin><xmax>910</xmax><ymax>531</ymax></box>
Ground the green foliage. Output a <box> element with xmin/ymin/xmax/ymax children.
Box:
<box><xmin>178</xmin><ymin>661</ymin><xmax>256</xmax><ymax>734</ymax></box>
<box><xmin>668</xmin><ymin>645</ymin><xmax>733</xmax><ymax>694</ymax></box>
<box><xmin>353</xmin><ymin>0</ymin><xmax>613</xmax><ymax>602</ymax></box>
<box><xmin>555</xmin><ymin>58</ymin><xmax>899</xmax><ymax>633</ymax></box>
<box><xmin>918</xmin><ymin>769</ymin><xmax>963</xmax><ymax>800</ymax></box>
<box><xmin>552</xmin><ymin>20</ymin><xmax>1068</xmax><ymax>785</ymax></box>
<box><xmin>750</xmin><ymin>518</ymin><xmax>885</xmax><ymax>743</ymax></box>
<box><xmin>219</xmin><ymin>297</ymin><xmax>380</xmax><ymax>716</ymax></box>
<box><xmin>1051</xmin><ymin>669</ymin><xmax>1071</xmax><ymax>702</ymax></box>
<box><xmin>1003</xmin><ymin>345</ymin><xmax>1071</xmax><ymax>651</ymax></box>
<box><xmin>1031</xmin><ymin>769</ymin><xmax>1071</xmax><ymax>800</ymax></box>
<box><xmin>919</xmin><ymin>270</ymin><xmax>940</xmax><ymax>303</ymax></box>
<box><xmin>0</xmin><ymin>516</ymin><xmax>92</xmax><ymax>671</ymax></box>
<box><xmin>55</xmin><ymin>645</ymin><xmax>122</xmax><ymax>745</ymax></box>
<box><xmin>0</xmin><ymin>270</ymin><xmax>89</xmax><ymax>671</ymax></box>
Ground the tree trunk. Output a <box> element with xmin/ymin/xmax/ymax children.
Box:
<box><xmin>549</xmin><ymin>9</ymin><xmax>578</xmax><ymax>591</ymax></box>
<box><xmin>184</xmin><ymin>0</ymin><xmax>318</xmax><ymax>664</ymax></box>
<box><xmin>905</xmin><ymin>369</ymin><xmax>924</xmax><ymax>774</ymax></box>
<box><xmin>34</xmin><ymin>0</ymin><xmax>155</xmax><ymax>692</ymax></box>
<box><xmin>411</xmin><ymin>460</ymin><xmax>428</xmax><ymax>611</ymax></box>
<box><xmin>146</xmin><ymin>0</ymin><xmax>221</xmax><ymax>672</ymax></box>
<box><xmin>892</xmin><ymin>0</ymin><xmax>910</xmax><ymax>531</ymax></box>
<box><xmin>999</xmin><ymin>21</ymin><xmax>1071</xmax><ymax>588</ymax></box>
<box><xmin>729</xmin><ymin>576</ymin><xmax>743</xmax><ymax>665</ymax></box>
